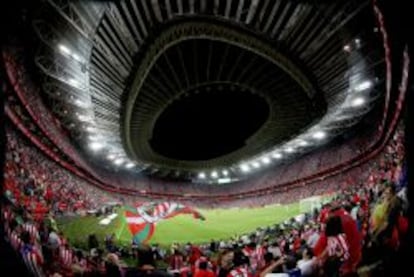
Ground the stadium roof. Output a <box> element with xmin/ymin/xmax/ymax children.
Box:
<box><xmin>4</xmin><ymin>0</ymin><xmax>388</xmax><ymax>185</ymax></box>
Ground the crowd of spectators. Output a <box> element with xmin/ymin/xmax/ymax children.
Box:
<box><xmin>4</xmin><ymin>127</ymin><xmax>118</xmax><ymax>216</ymax></box>
<box><xmin>118</xmin><ymin>126</ymin><xmax>377</xmax><ymax>198</ymax></box>
<box><xmin>2</xmin><ymin>121</ymin><xmax>407</xmax><ymax>276</ymax></box>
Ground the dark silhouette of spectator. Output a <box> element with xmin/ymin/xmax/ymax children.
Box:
<box><xmin>105</xmin><ymin>253</ymin><xmax>122</xmax><ymax>277</ymax></box>
<box><xmin>88</xmin><ymin>233</ymin><xmax>99</xmax><ymax>250</ymax></box>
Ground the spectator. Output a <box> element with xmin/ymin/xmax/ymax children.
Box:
<box><xmin>88</xmin><ymin>234</ymin><xmax>99</xmax><ymax>251</ymax></box>
<box><xmin>297</xmin><ymin>247</ymin><xmax>316</xmax><ymax>277</ymax></box>
<box><xmin>217</xmin><ymin>249</ymin><xmax>234</xmax><ymax>277</ymax></box>
<box><xmin>194</xmin><ymin>260</ymin><xmax>215</xmax><ymax>277</ymax></box>
<box><xmin>48</xmin><ymin>227</ymin><xmax>62</xmax><ymax>251</ymax></box>
<box><xmin>268</xmin><ymin>242</ymin><xmax>282</xmax><ymax>260</ymax></box>
<box><xmin>105</xmin><ymin>253</ymin><xmax>122</xmax><ymax>277</ymax></box>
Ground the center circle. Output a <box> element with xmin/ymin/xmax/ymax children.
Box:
<box><xmin>150</xmin><ymin>83</ymin><xmax>270</xmax><ymax>161</ymax></box>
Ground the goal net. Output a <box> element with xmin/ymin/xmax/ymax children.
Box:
<box><xmin>299</xmin><ymin>196</ymin><xmax>324</xmax><ymax>213</ymax></box>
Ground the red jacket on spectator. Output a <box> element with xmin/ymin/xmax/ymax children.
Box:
<box><xmin>333</xmin><ymin>209</ymin><xmax>362</xmax><ymax>272</ymax></box>
<box><xmin>189</xmin><ymin>246</ymin><xmax>202</xmax><ymax>265</ymax></box>
<box><xmin>314</xmin><ymin>208</ymin><xmax>362</xmax><ymax>273</ymax></box>
<box><xmin>318</xmin><ymin>208</ymin><xmax>330</xmax><ymax>224</ymax></box>
<box><xmin>293</xmin><ymin>237</ymin><xmax>302</xmax><ymax>252</ymax></box>
<box><xmin>194</xmin><ymin>269</ymin><xmax>216</xmax><ymax>277</ymax></box>
<box><xmin>169</xmin><ymin>254</ymin><xmax>184</xmax><ymax>270</ymax></box>
<box><xmin>313</xmin><ymin>233</ymin><xmax>327</xmax><ymax>257</ymax></box>
<box><xmin>45</xmin><ymin>187</ymin><xmax>53</xmax><ymax>201</ymax></box>
<box><xmin>352</xmin><ymin>194</ymin><xmax>360</xmax><ymax>204</ymax></box>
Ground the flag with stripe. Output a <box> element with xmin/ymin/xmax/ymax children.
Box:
<box><xmin>125</xmin><ymin>202</ymin><xmax>205</xmax><ymax>243</ymax></box>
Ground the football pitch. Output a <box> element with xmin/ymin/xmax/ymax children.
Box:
<box><xmin>58</xmin><ymin>202</ymin><xmax>303</xmax><ymax>249</ymax></box>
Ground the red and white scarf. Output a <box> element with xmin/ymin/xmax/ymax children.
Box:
<box><xmin>327</xmin><ymin>233</ymin><xmax>350</xmax><ymax>261</ymax></box>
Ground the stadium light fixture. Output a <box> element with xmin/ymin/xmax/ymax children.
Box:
<box><xmin>114</xmin><ymin>158</ymin><xmax>124</xmax><ymax>165</ymax></box>
<box><xmin>58</xmin><ymin>44</ymin><xmax>71</xmax><ymax>55</ymax></box>
<box><xmin>351</xmin><ymin>97</ymin><xmax>366</xmax><ymax>107</ymax></box>
<box><xmin>58</xmin><ymin>44</ymin><xmax>84</xmax><ymax>63</ymax></box>
<box><xmin>222</xmin><ymin>169</ymin><xmax>229</xmax><ymax>176</ymax></box>
<box><xmin>72</xmin><ymin>53</ymin><xmax>82</xmax><ymax>62</ymax></box>
<box><xmin>252</xmin><ymin>161</ymin><xmax>260</xmax><ymax>168</ymax></box>
<box><xmin>240</xmin><ymin>164</ymin><xmax>250</xmax><ymax>172</ymax></box>
<box><xmin>261</xmin><ymin>157</ymin><xmax>271</xmax><ymax>164</ymax></box>
<box><xmin>218</xmin><ymin>178</ymin><xmax>232</xmax><ymax>184</ymax></box>
<box><xmin>211</xmin><ymin>171</ymin><xmax>218</xmax><ymax>178</ymax></box>
<box><xmin>126</xmin><ymin>162</ymin><xmax>135</xmax><ymax>168</ymax></box>
<box><xmin>198</xmin><ymin>172</ymin><xmax>206</xmax><ymax>179</ymax></box>
<box><xmin>343</xmin><ymin>44</ymin><xmax>351</xmax><ymax>52</ymax></box>
<box><xmin>354</xmin><ymin>80</ymin><xmax>372</xmax><ymax>92</ymax></box>
<box><xmin>312</xmin><ymin>131</ymin><xmax>326</xmax><ymax>140</ymax></box>
<box><xmin>272</xmin><ymin>152</ymin><xmax>282</xmax><ymax>159</ymax></box>
<box><xmin>68</xmin><ymin>78</ymin><xmax>79</xmax><ymax>87</ymax></box>
<box><xmin>107</xmin><ymin>154</ymin><xmax>116</xmax><ymax>160</ymax></box>
<box><xmin>89</xmin><ymin>141</ymin><xmax>104</xmax><ymax>151</ymax></box>
<box><xmin>298</xmin><ymin>140</ymin><xmax>308</xmax><ymax>147</ymax></box>
<box><xmin>285</xmin><ymin>147</ymin><xmax>294</xmax><ymax>153</ymax></box>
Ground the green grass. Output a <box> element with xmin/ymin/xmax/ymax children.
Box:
<box><xmin>58</xmin><ymin>202</ymin><xmax>304</xmax><ymax>249</ymax></box>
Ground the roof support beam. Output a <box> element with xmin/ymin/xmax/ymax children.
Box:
<box><xmin>245</xmin><ymin>0</ymin><xmax>259</xmax><ymax>25</ymax></box>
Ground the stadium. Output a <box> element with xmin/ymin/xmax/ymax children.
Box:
<box><xmin>0</xmin><ymin>0</ymin><xmax>411</xmax><ymax>277</ymax></box>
